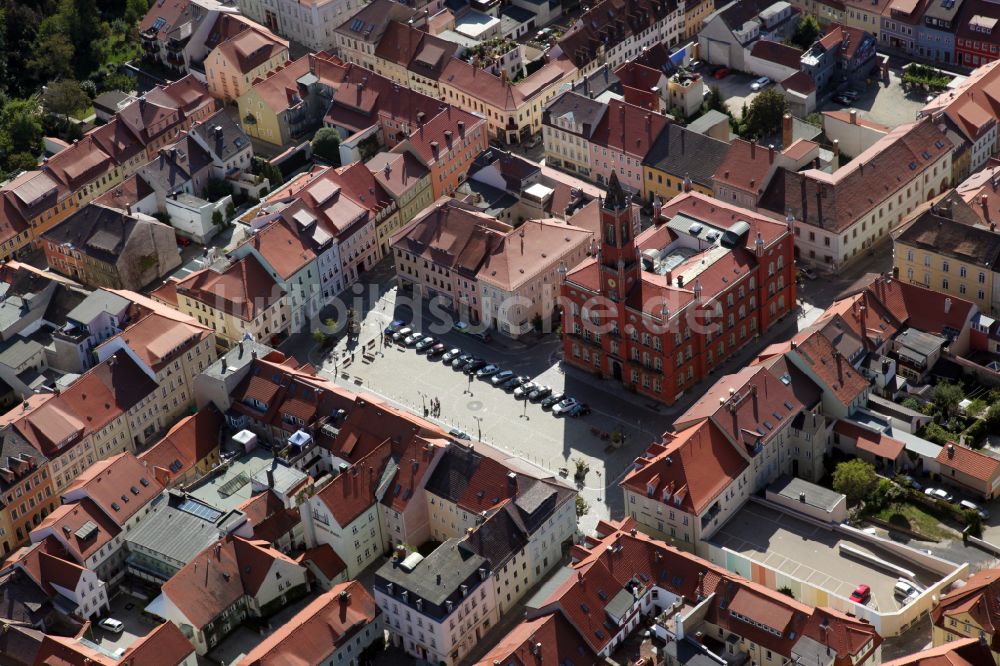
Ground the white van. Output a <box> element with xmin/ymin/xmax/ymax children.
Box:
<box><xmin>893</xmin><ymin>579</ymin><xmax>918</xmax><ymax>600</ymax></box>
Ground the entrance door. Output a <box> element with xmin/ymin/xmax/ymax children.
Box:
<box><xmin>611</xmin><ymin>360</ymin><xmax>623</xmax><ymax>381</ymax></box>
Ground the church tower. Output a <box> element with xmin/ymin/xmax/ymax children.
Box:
<box><xmin>597</xmin><ymin>172</ymin><xmax>639</xmax><ymax>302</ymax></box>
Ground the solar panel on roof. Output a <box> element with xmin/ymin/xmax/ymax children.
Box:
<box><xmin>177</xmin><ymin>498</ymin><xmax>224</xmax><ymax>522</ymax></box>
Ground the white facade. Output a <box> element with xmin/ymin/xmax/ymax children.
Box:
<box><xmin>165</xmin><ymin>193</ymin><xmax>229</xmax><ymax>244</ymax></box>
<box><xmin>237</xmin><ymin>0</ymin><xmax>355</xmax><ymax>52</ymax></box>
<box><xmin>377</xmin><ymin>575</ymin><xmax>500</xmax><ymax>666</ymax></box>
<box><xmin>300</xmin><ymin>494</ymin><xmax>388</xmax><ymax>579</ymax></box>
<box><xmin>570</xmin><ymin>6</ymin><xmax>685</xmax><ymax>78</ymax></box>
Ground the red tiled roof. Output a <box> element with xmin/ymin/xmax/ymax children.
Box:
<box><xmin>590</xmin><ymin>99</ymin><xmax>670</xmax><ymax>160</ymax></box>
<box><xmin>750</xmin><ymin>40</ymin><xmax>803</xmax><ymax>69</ymax></box>
<box><xmin>933</xmin><ymin>569</ymin><xmax>1000</xmax><ymax>646</ymax></box>
<box><xmin>32</xmin><ymin>500</ymin><xmax>120</xmax><ymax>563</ymax></box>
<box><xmin>161</xmin><ymin>536</ymin><xmax>301</xmax><ymax>629</ymax></box>
<box><xmin>540</xmin><ymin>518</ymin><xmax>881</xmax><ymax>660</ymax></box>
<box><xmin>621</xmin><ymin>420</ymin><xmax>749</xmax><ymax>515</ymax></box>
<box><xmin>240</xmin><ymin>217</ymin><xmax>317</xmax><ymax>280</ymax></box>
<box><xmin>791</xmin><ymin>328</ymin><xmax>869</xmax><ymax>406</ymax></box>
<box><xmin>213</xmin><ymin>27</ymin><xmax>288</xmax><ymax>75</ymax></box>
<box><xmin>240</xmin><ymin>581</ymin><xmax>379</xmax><ymax>666</ymax></box>
<box><xmin>713</xmin><ymin>139</ymin><xmax>781</xmax><ymax>195</ymax></box>
<box><xmin>315</xmin><ymin>440</ymin><xmax>393</xmax><ymax>526</ymax></box>
<box><xmin>62</xmin><ymin>453</ymin><xmax>163</xmax><ymax>527</ymax></box>
<box><xmin>299</xmin><ymin>544</ymin><xmax>347</xmax><ymax>581</ymax></box>
<box><xmin>854</xmin><ymin>431</ymin><xmax>906</xmax><ymax>461</ymax></box>
<box><xmin>106</xmin><ymin>311</ymin><xmax>212</xmax><ymax>372</ymax></box>
<box><xmin>175</xmin><ymin>254</ymin><xmax>283</xmax><ymax>321</ymax></box>
<box><xmin>138</xmin><ymin>406</ymin><xmax>222</xmax><ymax>485</ymax></box>
<box><xmin>476</xmin><ymin>613</ymin><xmax>600</xmax><ymax>666</ymax></box>
<box><xmin>118</xmin><ymin>622</ymin><xmax>195</xmax><ymax>666</ymax></box>
<box><xmin>937</xmin><ymin>443</ymin><xmax>1000</xmax><ymax>482</ymax></box>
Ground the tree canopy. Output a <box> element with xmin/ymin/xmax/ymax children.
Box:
<box><xmin>312</xmin><ymin>127</ymin><xmax>343</xmax><ymax>165</ymax></box>
<box><xmin>742</xmin><ymin>89</ymin><xmax>787</xmax><ymax>139</ymax></box>
<box><xmin>832</xmin><ymin>459</ymin><xmax>878</xmax><ymax>505</ymax></box>
<box><xmin>789</xmin><ymin>15</ymin><xmax>822</xmax><ymax>50</ymax></box>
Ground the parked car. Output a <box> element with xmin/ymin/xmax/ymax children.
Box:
<box><xmin>451</xmin><ymin>353</ymin><xmax>474</xmax><ymax>368</ymax></box>
<box><xmin>513</xmin><ymin>382</ymin><xmax>538</xmax><ymax>399</ymax></box>
<box><xmin>841</xmin><ymin>89</ymin><xmax>860</xmax><ymax>100</ymax></box>
<box><xmin>567</xmin><ymin>402</ymin><xmax>591</xmax><ymax>417</ymax></box>
<box><xmin>541</xmin><ymin>392</ymin><xmax>566</xmax><ymax>409</ymax></box>
<box><xmin>176</xmin><ymin>235</ymin><xmax>191</xmax><ymax>247</ymax></box>
<box><xmin>501</xmin><ymin>375</ymin><xmax>529</xmax><ymax>391</ymax></box>
<box><xmin>384</xmin><ymin>319</ymin><xmax>406</xmax><ymax>335</ymax></box>
<box><xmin>463</xmin><ymin>359</ymin><xmax>488</xmax><ymax>375</ymax></box>
<box><xmin>471</xmin><ymin>329</ymin><xmax>492</xmax><ymax>342</ymax></box>
<box><xmin>925</xmin><ymin>487</ymin><xmax>955</xmax><ymax>503</ymax></box>
<box><xmin>528</xmin><ymin>385</ymin><xmax>552</xmax><ymax>402</ymax></box>
<box><xmin>898</xmin><ymin>474</ymin><xmax>922</xmax><ymax>491</ymax></box>
<box><xmin>849</xmin><ymin>584</ymin><xmax>871</xmax><ymax>604</ymax></box>
<box><xmin>688</xmin><ymin>59</ymin><xmax>703</xmax><ymax>70</ymax></box>
<box><xmin>476</xmin><ymin>364</ymin><xmax>500</xmax><ymax>378</ymax></box>
<box><xmin>960</xmin><ymin>499</ymin><xmax>990</xmax><ymax>519</ymax></box>
<box><xmin>832</xmin><ymin>94</ymin><xmax>853</xmax><ymax>105</ymax></box>
<box><xmin>552</xmin><ymin>397</ymin><xmax>580</xmax><ymax>415</ymax></box>
<box><xmin>403</xmin><ymin>331</ymin><xmax>423</xmax><ymax>346</ymax></box>
<box><xmin>442</xmin><ymin>348</ymin><xmax>463</xmax><ymax>362</ymax></box>
<box><xmin>98</xmin><ymin>618</ymin><xmax>125</xmax><ymax>634</ymax></box>
<box><xmin>453</xmin><ymin>321</ymin><xmax>470</xmax><ymax>333</ymax></box>
<box><xmin>750</xmin><ymin>76</ymin><xmax>771</xmax><ymax>91</ymax></box>
<box><xmin>491</xmin><ymin>370</ymin><xmax>515</xmax><ymax>385</ymax></box>
<box><xmin>414</xmin><ymin>336</ymin><xmax>436</xmax><ymax>352</ymax></box>
<box><xmin>427</xmin><ymin>343</ymin><xmax>447</xmax><ymax>357</ymax></box>
<box><xmin>391</xmin><ymin>326</ymin><xmax>412</xmax><ymax>341</ymax></box>
<box><xmin>799</xmin><ymin>267</ymin><xmax>818</xmax><ymax>281</ymax></box>
<box><xmin>893</xmin><ymin>579</ymin><xmax>919</xmax><ymax>600</ymax></box>
<box><xmin>448</xmin><ymin>428</ymin><xmax>471</xmax><ymax>440</ymax></box>
<box><xmin>712</xmin><ymin>66</ymin><xmax>731</xmax><ymax>79</ymax></box>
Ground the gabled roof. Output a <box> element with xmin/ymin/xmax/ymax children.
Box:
<box><xmin>621</xmin><ymin>420</ymin><xmax>749</xmax><ymax>515</ymax></box>
<box><xmin>558</xmin><ymin>0</ymin><xmax>680</xmax><ymax>68</ymax></box>
<box><xmin>476</xmin><ymin>612</ymin><xmax>600</xmax><ymax>666</ymax></box>
<box><xmin>160</xmin><ymin>535</ymin><xmax>301</xmax><ymax>629</ymax></box>
<box><xmin>174</xmin><ymin>254</ymin><xmax>283</xmax><ymax>321</ymax></box>
<box><xmin>933</xmin><ymin>569</ymin><xmax>1000</xmax><ymax>647</ymax></box>
<box><xmin>33</xmin><ymin>500</ymin><xmax>120</xmax><ymax>563</ymax></box>
<box><xmin>937</xmin><ymin>443</ymin><xmax>1000</xmax><ymax>482</ymax></box>
<box><xmin>240</xmin><ymin>581</ymin><xmax>379</xmax><ymax>665</ymax></box>
<box><xmin>881</xmin><ymin>638</ymin><xmax>994</xmax><ymax>666</ymax></box>
<box><xmin>590</xmin><ymin>99</ymin><xmax>670</xmax><ymax>160</ymax></box>
<box><xmin>750</xmin><ymin>40</ymin><xmax>803</xmax><ymax>69</ymax></box>
<box><xmin>643</xmin><ymin>123</ymin><xmax>730</xmax><ymax>189</ymax></box>
<box><xmin>477</xmin><ymin>219</ymin><xmax>592</xmax><ymax>292</ymax></box>
<box><xmin>299</xmin><ymin>543</ymin><xmax>347</xmax><ymax>582</ymax></box>
<box><xmin>314</xmin><ymin>440</ymin><xmax>392</xmax><ymax>526</ymax></box>
<box><xmin>240</xmin><ymin>217</ymin><xmax>318</xmax><ymax>280</ymax></box>
<box><xmin>789</xmin><ymin>327</ymin><xmax>869</xmax><ymax>406</ymax></box>
<box><xmin>138</xmin><ymin>406</ymin><xmax>223</xmax><ymax>485</ymax></box>
<box><xmin>894</xmin><ymin>192</ymin><xmax>1000</xmax><ymax>269</ymax></box>
<box><xmin>62</xmin><ymin>452</ymin><xmax>163</xmax><ymax>527</ymax></box>
<box><xmin>212</xmin><ymin>26</ymin><xmax>288</xmax><ymax>75</ymax></box>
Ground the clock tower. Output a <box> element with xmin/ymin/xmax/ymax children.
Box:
<box><xmin>598</xmin><ymin>172</ymin><xmax>640</xmax><ymax>302</ymax></box>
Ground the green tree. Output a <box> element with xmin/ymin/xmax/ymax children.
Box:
<box><xmin>312</xmin><ymin>329</ymin><xmax>327</xmax><ymax>346</ymax></box>
<box><xmin>832</xmin><ymin>459</ymin><xmax>878</xmax><ymax>505</ymax></box>
<box><xmin>60</xmin><ymin>0</ymin><xmax>103</xmax><ymax>78</ymax></box>
<box><xmin>43</xmin><ymin>79</ymin><xmax>89</xmax><ymax>124</ymax></box>
<box><xmin>212</xmin><ymin>210</ymin><xmax>223</xmax><ymax>227</ymax></box>
<box><xmin>933</xmin><ymin>381</ymin><xmax>964</xmax><ymax>418</ymax></box>
<box><xmin>29</xmin><ymin>29</ymin><xmax>75</xmax><ymax>82</ymax></box>
<box><xmin>790</xmin><ymin>15</ymin><xmax>822</xmax><ymax>50</ymax></box>
<box><xmin>743</xmin><ymin>88</ymin><xmax>787</xmax><ymax>139</ymax></box>
<box><xmin>124</xmin><ymin>0</ymin><xmax>150</xmax><ymax>25</ymax></box>
<box><xmin>0</xmin><ymin>99</ymin><xmax>44</xmax><ymax>175</ymax></box>
<box><xmin>311</xmin><ymin>127</ymin><xmax>342</xmax><ymax>165</ymax></box>
<box><xmin>575</xmin><ymin>495</ymin><xmax>590</xmax><ymax>518</ymax></box>
<box><xmin>705</xmin><ymin>85</ymin><xmax>729</xmax><ymax>115</ymax></box>
<box><xmin>203</xmin><ymin>178</ymin><xmax>232</xmax><ymax>202</ymax></box>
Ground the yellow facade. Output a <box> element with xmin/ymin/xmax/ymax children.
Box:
<box><xmin>934</xmin><ymin>612</ymin><xmax>1000</xmax><ymax>663</ymax></box>
<box><xmin>177</xmin><ymin>292</ymin><xmax>291</xmax><ymax>347</ymax></box>
<box><xmin>206</xmin><ymin>42</ymin><xmax>289</xmax><ymax>103</ymax></box>
<box><xmin>642</xmin><ymin>164</ymin><xmax>714</xmax><ymax>203</ymax></box>
<box><xmin>893</xmin><ymin>242</ymin><xmax>995</xmax><ymax>315</ymax></box>
<box><xmin>685</xmin><ymin>0</ymin><xmax>715</xmax><ymax>40</ymax></box>
<box><xmin>237</xmin><ymin>86</ymin><xmax>286</xmax><ymax>147</ymax></box>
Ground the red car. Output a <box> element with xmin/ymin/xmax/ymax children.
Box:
<box><xmin>712</xmin><ymin>67</ymin><xmax>731</xmax><ymax>79</ymax></box>
<box><xmin>849</xmin><ymin>584</ymin><xmax>871</xmax><ymax>604</ymax></box>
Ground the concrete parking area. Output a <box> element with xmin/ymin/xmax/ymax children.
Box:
<box><xmin>710</xmin><ymin>503</ymin><xmax>943</xmax><ymax>613</ymax></box>
<box><xmin>817</xmin><ymin>69</ymin><xmax>931</xmax><ymax>137</ymax></box>
<box><xmin>87</xmin><ymin>592</ymin><xmax>161</xmax><ymax>654</ymax></box>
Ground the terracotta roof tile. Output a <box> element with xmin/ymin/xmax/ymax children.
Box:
<box><xmin>750</xmin><ymin>40</ymin><xmax>803</xmax><ymax>69</ymax></box>
<box><xmin>790</xmin><ymin>328</ymin><xmax>869</xmax><ymax>406</ymax></box>
<box><xmin>937</xmin><ymin>443</ymin><xmax>1000</xmax><ymax>482</ymax></box>
<box><xmin>240</xmin><ymin>581</ymin><xmax>379</xmax><ymax>665</ymax></box>
<box><xmin>139</xmin><ymin>406</ymin><xmax>223</xmax><ymax>486</ymax></box>
<box><xmin>299</xmin><ymin>543</ymin><xmax>347</xmax><ymax>581</ymax></box>
<box><xmin>32</xmin><ymin>499</ymin><xmax>120</xmax><ymax>563</ymax></box>
<box><xmin>591</xmin><ymin>99</ymin><xmax>671</xmax><ymax>160</ymax></box>
<box><xmin>62</xmin><ymin>452</ymin><xmax>163</xmax><ymax>527</ymax></box>
<box><xmin>315</xmin><ymin>441</ymin><xmax>392</xmax><ymax>526</ymax></box>
<box><xmin>174</xmin><ymin>254</ymin><xmax>283</xmax><ymax>321</ymax></box>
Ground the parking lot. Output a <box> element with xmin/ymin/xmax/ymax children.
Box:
<box><xmin>710</xmin><ymin>504</ymin><xmax>944</xmax><ymax>612</ymax></box>
<box><xmin>87</xmin><ymin>592</ymin><xmax>160</xmax><ymax>654</ymax></box>
<box><xmin>816</xmin><ymin>68</ymin><xmax>931</xmax><ymax>136</ymax></box>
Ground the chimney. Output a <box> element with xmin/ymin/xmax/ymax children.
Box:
<box><xmin>266</xmin><ymin>468</ymin><xmax>274</xmax><ymax>488</ymax></box>
<box><xmin>768</xmin><ymin>144</ymin><xmax>775</xmax><ymax>163</ymax></box>
<box><xmin>832</xmin><ymin>139</ymin><xmax>840</xmax><ymax>170</ymax></box>
<box><xmin>948</xmin><ymin>443</ymin><xmax>955</xmax><ymax>458</ymax></box>
<box><xmin>750</xmin><ymin>139</ymin><xmax>756</xmax><ymax>159</ymax></box>
<box><xmin>214</xmin><ymin>125</ymin><xmax>223</xmax><ymax>139</ymax></box>
<box><xmin>430</xmin><ymin>141</ymin><xmax>439</xmax><ymax>157</ymax></box>
<box><xmin>507</xmin><ymin>471</ymin><xmax>517</xmax><ymax>494</ymax></box>
<box><xmin>850</xmin><ymin>109</ymin><xmax>858</xmax><ymax>125</ymax></box>
<box><xmin>457</xmin><ymin>120</ymin><xmax>465</xmax><ymax>137</ymax></box>
<box><xmin>782</xmin><ymin>113</ymin><xmax>792</xmax><ymax>147</ymax></box>
<box><xmin>945</xmin><ymin>297</ymin><xmax>952</xmax><ymax>314</ymax></box>
<box><xmin>982</xmin><ymin>194</ymin><xmax>991</xmax><ymax>223</ymax></box>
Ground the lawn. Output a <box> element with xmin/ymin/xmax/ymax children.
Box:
<box><xmin>871</xmin><ymin>501</ymin><xmax>956</xmax><ymax>541</ymax></box>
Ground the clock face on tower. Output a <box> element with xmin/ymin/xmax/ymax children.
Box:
<box><xmin>607</xmin><ymin>278</ymin><xmax>616</xmax><ymax>288</ymax></box>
